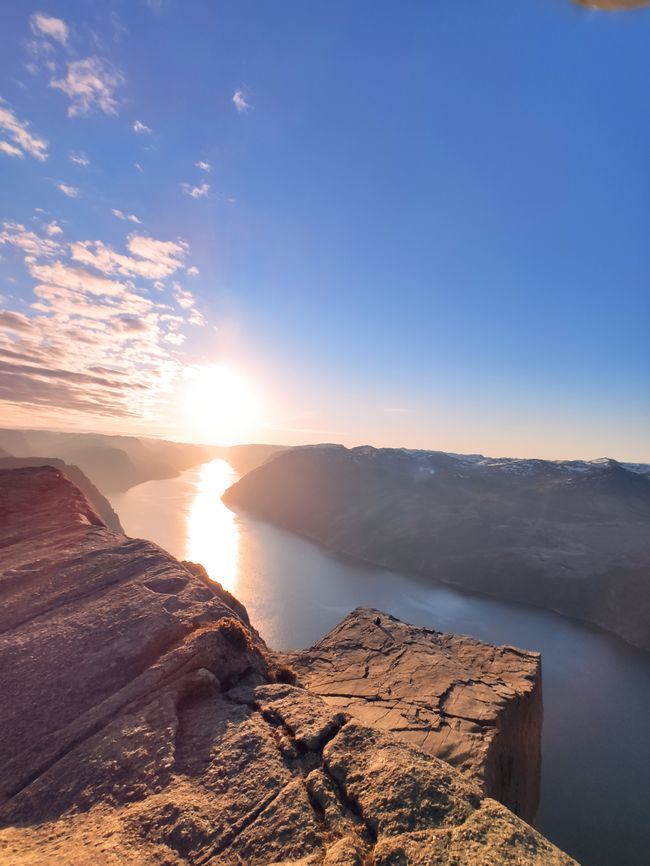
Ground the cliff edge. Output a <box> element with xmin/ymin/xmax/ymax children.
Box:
<box><xmin>0</xmin><ymin>467</ymin><xmax>575</xmax><ymax>865</ymax></box>
<box><xmin>276</xmin><ymin>607</ymin><xmax>542</xmax><ymax>823</ymax></box>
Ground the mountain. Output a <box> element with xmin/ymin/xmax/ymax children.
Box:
<box><xmin>216</xmin><ymin>443</ymin><xmax>288</xmax><ymax>475</ymax></box>
<box><xmin>0</xmin><ymin>428</ymin><xmax>212</xmax><ymax>492</ymax></box>
<box><xmin>0</xmin><ymin>456</ymin><xmax>123</xmax><ymax>531</ymax></box>
<box><xmin>0</xmin><ymin>465</ymin><xmax>574</xmax><ymax>865</ymax></box>
<box><xmin>223</xmin><ymin>444</ymin><xmax>650</xmax><ymax>651</ymax></box>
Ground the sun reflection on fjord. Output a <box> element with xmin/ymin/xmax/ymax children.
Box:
<box><xmin>186</xmin><ymin>458</ymin><xmax>239</xmax><ymax>592</ymax></box>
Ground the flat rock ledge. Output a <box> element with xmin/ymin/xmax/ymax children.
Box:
<box><xmin>275</xmin><ymin>608</ymin><xmax>542</xmax><ymax>822</ymax></box>
<box><xmin>0</xmin><ymin>467</ymin><xmax>576</xmax><ymax>865</ymax></box>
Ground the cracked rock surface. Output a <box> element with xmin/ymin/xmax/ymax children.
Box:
<box><xmin>0</xmin><ymin>467</ymin><xmax>575</xmax><ymax>864</ymax></box>
<box><xmin>275</xmin><ymin>607</ymin><xmax>542</xmax><ymax>822</ymax></box>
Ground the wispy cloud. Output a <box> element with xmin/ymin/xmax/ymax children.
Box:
<box><xmin>186</xmin><ymin>265</ymin><xmax>199</xmax><ymax>276</ymax></box>
<box><xmin>112</xmin><ymin>209</ymin><xmax>142</xmax><ymax>224</ymax></box>
<box><xmin>182</xmin><ymin>182</ymin><xmax>210</xmax><ymax>199</ymax></box>
<box><xmin>173</xmin><ymin>283</ymin><xmax>205</xmax><ymax>326</ymax></box>
<box><xmin>0</xmin><ymin>223</ymin><xmax>204</xmax><ymax>421</ymax></box>
<box><xmin>69</xmin><ymin>151</ymin><xmax>89</xmax><ymax>167</ymax></box>
<box><xmin>30</xmin><ymin>12</ymin><xmax>69</xmax><ymax>45</ymax></box>
<box><xmin>134</xmin><ymin>162</ymin><xmax>144</xmax><ymax>174</ymax></box>
<box><xmin>50</xmin><ymin>57</ymin><xmax>124</xmax><ymax>117</ymax></box>
<box><xmin>57</xmin><ymin>183</ymin><xmax>79</xmax><ymax>198</ymax></box>
<box><xmin>0</xmin><ymin>99</ymin><xmax>48</xmax><ymax>161</ymax></box>
<box><xmin>0</xmin><ymin>141</ymin><xmax>23</xmax><ymax>159</ymax></box>
<box><xmin>195</xmin><ymin>160</ymin><xmax>210</xmax><ymax>172</ymax></box>
<box><xmin>46</xmin><ymin>221</ymin><xmax>63</xmax><ymax>237</ymax></box>
<box><xmin>133</xmin><ymin>119</ymin><xmax>152</xmax><ymax>134</ymax></box>
<box><xmin>232</xmin><ymin>89</ymin><xmax>251</xmax><ymax>114</ymax></box>
<box><xmin>71</xmin><ymin>233</ymin><xmax>188</xmax><ymax>280</ymax></box>
<box><xmin>0</xmin><ymin>221</ymin><xmax>61</xmax><ymax>258</ymax></box>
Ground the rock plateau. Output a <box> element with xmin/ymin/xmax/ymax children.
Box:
<box><xmin>276</xmin><ymin>607</ymin><xmax>542</xmax><ymax>823</ymax></box>
<box><xmin>0</xmin><ymin>466</ymin><xmax>576</xmax><ymax>865</ymax></box>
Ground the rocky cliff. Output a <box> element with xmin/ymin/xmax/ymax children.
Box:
<box><xmin>0</xmin><ymin>455</ymin><xmax>123</xmax><ymax>531</ymax></box>
<box><xmin>0</xmin><ymin>467</ymin><xmax>576</xmax><ymax>865</ymax></box>
<box><xmin>223</xmin><ymin>444</ymin><xmax>650</xmax><ymax>651</ymax></box>
<box><xmin>276</xmin><ymin>608</ymin><xmax>542</xmax><ymax>823</ymax></box>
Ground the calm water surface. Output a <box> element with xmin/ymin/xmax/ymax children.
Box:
<box><xmin>110</xmin><ymin>459</ymin><xmax>650</xmax><ymax>866</ymax></box>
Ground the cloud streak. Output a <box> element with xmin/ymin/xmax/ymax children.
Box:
<box><xmin>57</xmin><ymin>183</ymin><xmax>79</xmax><ymax>198</ymax></box>
<box><xmin>112</xmin><ymin>209</ymin><xmax>142</xmax><ymax>224</ymax></box>
<box><xmin>69</xmin><ymin>151</ymin><xmax>89</xmax><ymax>167</ymax></box>
<box><xmin>70</xmin><ymin>233</ymin><xmax>188</xmax><ymax>280</ymax></box>
<box><xmin>0</xmin><ymin>99</ymin><xmax>48</xmax><ymax>160</ymax></box>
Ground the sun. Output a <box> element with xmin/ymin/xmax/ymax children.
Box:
<box><xmin>181</xmin><ymin>365</ymin><xmax>262</xmax><ymax>444</ymax></box>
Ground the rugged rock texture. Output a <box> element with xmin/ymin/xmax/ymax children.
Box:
<box><xmin>0</xmin><ymin>456</ymin><xmax>123</xmax><ymax>531</ymax></box>
<box><xmin>276</xmin><ymin>608</ymin><xmax>542</xmax><ymax>823</ymax></box>
<box><xmin>223</xmin><ymin>444</ymin><xmax>650</xmax><ymax>651</ymax></box>
<box><xmin>0</xmin><ymin>467</ymin><xmax>576</xmax><ymax>865</ymax></box>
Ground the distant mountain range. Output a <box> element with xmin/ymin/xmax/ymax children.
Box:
<box><xmin>0</xmin><ymin>428</ymin><xmax>213</xmax><ymax>493</ymax></box>
<box><xmin>223</xmin><ymin>444</ymin><xmax>650</xmax><ymax>650</ymax></box>
<box><xmin>0</xmin><ymin>428</ymin><xmax>286</xmax><ymax>494</ymax></box>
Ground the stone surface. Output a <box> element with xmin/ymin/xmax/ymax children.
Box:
<box><xmin>0</xmin><ymin>467</ymin><xmax>576</xmax><ymax>865</ymax></box>
<box><xmin>223</xmin><ymin>444</ymin><xmax>650</xmax><ymax>650</ymax></box>
<box><xmin>275</xmin><ymin>608</ymin><xmax>542</xmax><ymax>823</ymax></box>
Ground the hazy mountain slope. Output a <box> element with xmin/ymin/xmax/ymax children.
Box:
<box><xmin>216</xmin><ymin>443</ymin><xmax>289</xmax><ymax>475</ymax></box>
<box><xmin>0</xmin><ymin>428</ymin><xmax>211</xmax><ymax>492</ymax></box>
<box><xmin>0</xmin><ymin>456</ymin><xmax>123</xmax><ymax>531</ymax></box>
<box><xmin>223</xmin><ymin>445</ymin><xmax>650</xmax><ymax>650</ymax></box>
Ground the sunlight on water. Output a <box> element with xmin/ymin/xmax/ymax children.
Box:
<box><xmin>185</xmin><ymin>458</ymin><xmax>240</xmax><ymax>591</ymax></box>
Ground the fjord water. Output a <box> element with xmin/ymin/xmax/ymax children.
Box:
<box><xmin>109</xmin><ymin>459</ymin><xmax>650</xmax><ymax>866</ymax></box>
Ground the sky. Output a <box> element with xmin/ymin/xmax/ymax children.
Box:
<box><xmin>0</xmin><ymin>1</ymin><xmax>649</xmax><ymax>461</ymax></box>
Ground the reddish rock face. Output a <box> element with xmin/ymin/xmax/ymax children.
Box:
<box><xmin>0</xmin><ymin>467</ymin><xmax>575</xmax><ymax>865</ymax></box>
<box><xmin>275</xmin><ymin>607</ymin><xmax>542</xmax><ymax>823</ymax></box>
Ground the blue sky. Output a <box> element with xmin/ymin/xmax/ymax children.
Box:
<box><xmin>0</xmin><ymin>1</ymin><xmax>648</xmax><ymax>460</ymax></box>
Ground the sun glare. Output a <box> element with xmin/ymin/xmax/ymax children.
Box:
<box><xmin>182</xmin><ymin>365</ymin><xmax>262</xmax><ymax>444</ymax></box>
<box><xmin>186</xmin><ymin>458</ymin><xmax>239</xmax><ymax>592</ymax></box>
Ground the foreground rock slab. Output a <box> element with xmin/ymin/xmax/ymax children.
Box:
<box><xmin>276</xmin><ymin>607</ymin><xmax>542</xmax><ymax>822</ymax></box>
<box><xmin>0</xmin><ymin>467</ymin><xmax>576</xmax><ymax>865</ymax></box>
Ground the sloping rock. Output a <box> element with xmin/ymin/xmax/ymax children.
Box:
<box><xmin>0</xmin><ymin>467</ymin><xmax>575</xmax><ymax>865</ymax></box>
<box><xmin>275</xmin><ymin>608</ymin><xmax>542</xmax><ymax>822</ymax></box>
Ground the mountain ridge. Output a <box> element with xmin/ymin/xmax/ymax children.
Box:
<box><xmin>223</xmin><ymin>443</ymin><xmax>650</xmax><ymax>651</ymax></box>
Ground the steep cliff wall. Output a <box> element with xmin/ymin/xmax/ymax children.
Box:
<box><xmin>0</xmin><ymin>467</ymin><xmax>575</xmax><ymax>865</ymax></box>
